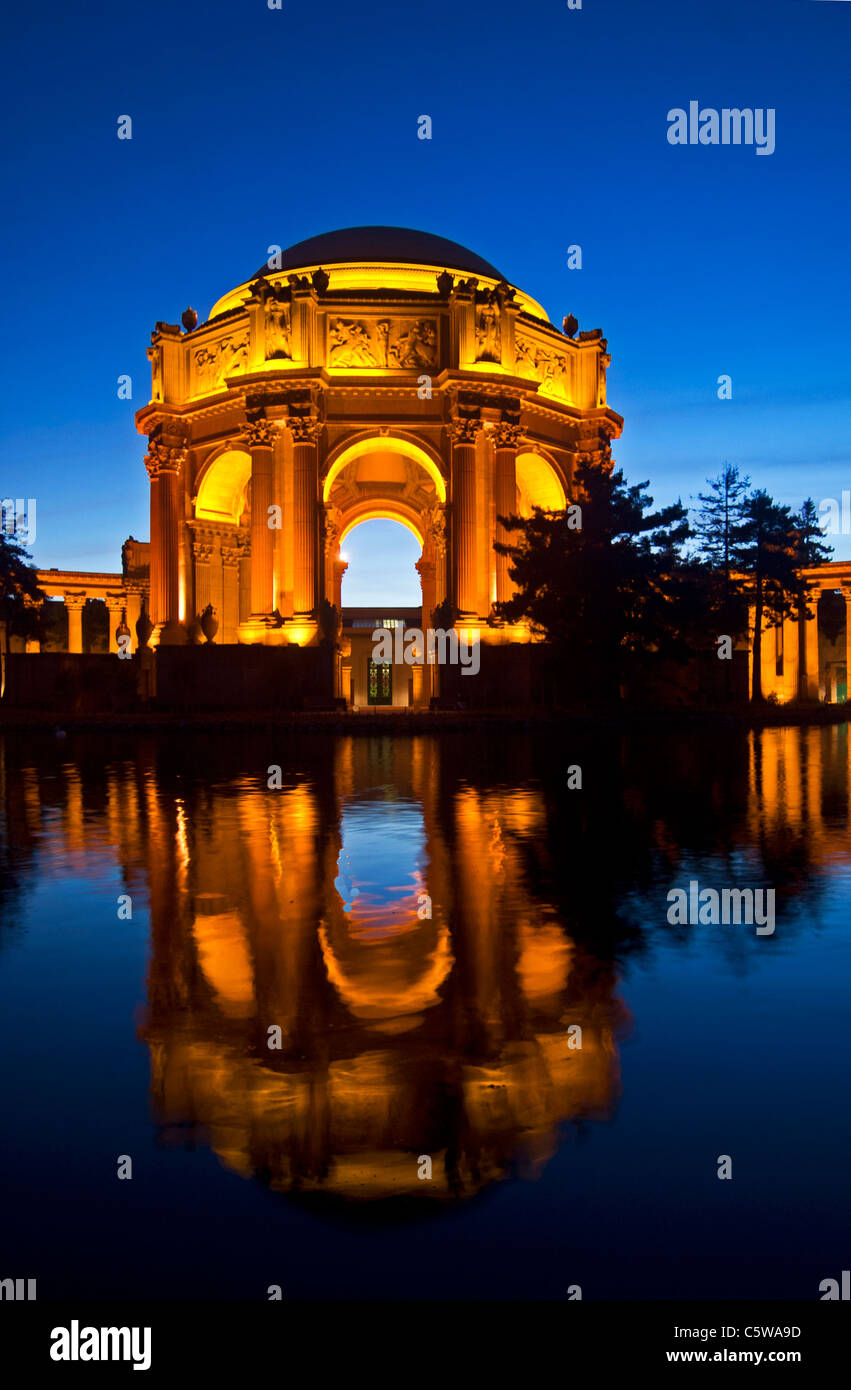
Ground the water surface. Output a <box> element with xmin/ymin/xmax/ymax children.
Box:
<box><xmin>0</xmin><ymin>726</ymin><xmax>848</xmax><ymax>1299</ymax></box>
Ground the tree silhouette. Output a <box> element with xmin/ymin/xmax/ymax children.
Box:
<box><xmin>0</xmin><ymin>532</ymin><xmax>44</xmax><ymax>653</ymax></box>
<box><xmin>495</xmin><ymin>459</ymin><xmax>698</xmax><ymax>706</ymax></box>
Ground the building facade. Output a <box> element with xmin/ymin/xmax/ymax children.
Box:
<box><xmin>9</xmin><ymin>226</ymin><xmax>851</xmax><ymax>707</ymax></box>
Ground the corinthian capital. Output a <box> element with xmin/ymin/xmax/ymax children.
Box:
<box><xmin>289</xmin><ymin>416</ymin><xmax>323</xmax><ymax>444</ymax></box>
<box><xmin>492</xmin><ymin>422</ymin><xmax>523</xmax><ymax>450</ymax></box>
<box><xmin>144</xmin><ymin>440</ymin><xmax>186</xmax><ymax>478</ymax></box>
<box><xmin>448</xmin><ymin>417</ymin><xmax>483</xmax><ymax>445</ymax></box>
<box><xmin>242</xmin><ymin>418</ymin><xmax>280</xmax><ymax>449</ymax></box>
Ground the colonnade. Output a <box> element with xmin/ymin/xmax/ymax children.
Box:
<box><xmin>32</xmin><ymin>571</ymin><xmax>148</xmax><ymax>654</ymax></box>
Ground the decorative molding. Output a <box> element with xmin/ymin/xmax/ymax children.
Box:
<box><xmin>323</xmin><ymin>504</ymin><xmax>344</xmax><ymax>555</ymax></box>
<box><xmin>423</xmin><ymin>502</ymin><xmax>447</xmax><ymax>557</ymax></box>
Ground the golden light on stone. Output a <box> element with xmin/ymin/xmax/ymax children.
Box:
<box><xmin>133</xmin><ymin>226</ymin><xmax>623</xmax><ymax>674</ymax></box>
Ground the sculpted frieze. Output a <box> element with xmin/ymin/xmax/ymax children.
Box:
<box><xmin>515</xmin><ymin>334</ymin><xmax>570</xmax><ymax>398</ymax></box>
<box><xmin>327</xmin><ymin>317</ymin><xmax>438</xmax><ymax>370</ymax></box>
<box><xmin>191</xmin><ymin>332</ymin><xmax>249</xmax><ymax>395</ymax></box>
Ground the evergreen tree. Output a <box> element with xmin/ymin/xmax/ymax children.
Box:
<box><xmin>693</xmin><ymin>462</ymin><xmax>750</xmax><ymax>631</ymax></box>
<box><xmin>495</xmin><ymin>459</ymin><xmax>697</xmax><ymax>706</ymax></box>
<box><xmin>0</xmin><ymin>532</ymin><xmax>45</xmax><ymax>654</ymax></box>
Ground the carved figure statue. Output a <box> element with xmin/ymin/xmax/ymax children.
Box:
<box><xmin>265</xmin><ymin>300</ymin><xmax>292</xmax><ymax>360</ymax></box>
<box><xmin>475</xmin><ymin>294</ymin><xmax>501</xmax><ymax>363</ymax></box>
<box><xmin>392</xmin><ymin>319</ymin><xmax>438</xmax><ymax>369</ymax></box>
<box><xmin>329</xmin><ymin>321</ymin><xmax>378</xmax><ymax>367</ymax></box>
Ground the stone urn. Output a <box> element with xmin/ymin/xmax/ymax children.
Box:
<box><xmin>116</xmin><ymin>615</ymin><xmax>132</xmax><ymax>652</ymax></box>
<box><xmin>135</xmin><ymin>608</ymin><xmax>154</xmax><ymax>649</ymax></box>
<box><xmin>186</xmin><ymin>614</ymin><xmax>204</xmax><ymax>645</ymax></box>
<box><xmin>200</xmin><ymin>604</ymin><xmax>219</xmax><ymax>644</ymax></box>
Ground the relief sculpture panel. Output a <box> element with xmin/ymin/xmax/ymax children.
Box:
<box><xmin>515</xmin><ymin>334</ymin><xmax>570</xmax><ymax>400</ymax></box>
<box><xmin>327</xmin><ymin>317</ymin><xmax>438</xmax><ymax>370</ymax></box>
<box><xmin>191</xmin><ymin>333</ymin><xmax>250</xmax><ymax>396</ymax></box>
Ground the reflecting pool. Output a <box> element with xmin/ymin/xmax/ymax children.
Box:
<box><xmin>0</xmin><ymin>726</ymin><xmax>849</xmax><ymax>1299</ymax></box>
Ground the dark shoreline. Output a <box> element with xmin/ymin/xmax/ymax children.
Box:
<box><xmin>1</xmin><ymin>703</ymin><xmax>849</xmax><ymax>735</ymax></box>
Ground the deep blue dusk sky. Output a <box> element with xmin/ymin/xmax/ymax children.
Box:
<box><xmin>1</xmin><ymin>0</ymin><xmax>849</xmax><ymax>604</ymax></box>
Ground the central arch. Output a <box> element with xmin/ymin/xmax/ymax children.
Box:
<box><xmin>339</xmin><ymin>505</ymin><xmax>425</xmax><ymax>549</ymax></box>
<box><xmin>338</xmin><ymin>516</ymin><xmax>425</xmax><ymax>709</ymax></box>
<box><xmin>323</xmin><ymin>433</ymin><xmax>446</xmax><ymax>505</ymax></box>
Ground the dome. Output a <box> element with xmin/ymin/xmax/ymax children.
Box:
<box><xmin>251</xmin><ymin>227</ymin><xmax>507</xmax><ymax>283</ymax></box>
<box><xmin>206</xmin><ymin>226</ymin><xmax>549</xmax><ymax>323</ymax></box>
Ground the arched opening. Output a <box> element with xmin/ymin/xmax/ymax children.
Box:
<box><xmin>195</xmin><ymin>448</ymin><xmax>251</xmax><ymax>525</ymax></box>
<box><xmin>341</xmin><ymin>518</ymin><xmax>422</xmax><ymax>607</ymax></box>
<box><xmin>515</xmin><ymin>450</ymin><xmax>566</xmax><ymax>516</ymax></box>
<box><xmin>339</xmin><ymin>517</ymin><xmax>424</xmax><ymax>710</ymax></box>
<box><xmin>320</xmin><ymin>788</ymin><xmax>451</xmax><ymax>1029</ymax></box>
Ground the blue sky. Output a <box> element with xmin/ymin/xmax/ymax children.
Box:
<box><xmin>1</xmin><ymin>0</ymin><xmax>849</xmax><ymax>602</ymax></box>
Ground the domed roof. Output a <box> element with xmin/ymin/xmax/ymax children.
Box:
<box><xmin>251</xmin><ymin>226</ymin><xmax>506</xmax><ymax>283</ymax></box>
<box><xmin>206</xmin><ymin>225</ymin><xmax>549</xmax><ymax>323</ymax></box>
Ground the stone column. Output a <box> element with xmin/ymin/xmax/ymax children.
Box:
<box><xmin>291</xmin><ymin>417</ymin><xmax>322</xmax><ymax>617</ymax></box>
<box><xmin>238</xmin><ymin>542</ymin><xmax>251</xmax><ymax>626</ymax></box>
<box><xmin>244</xmin><ymin>418</ymin><xmax>279</xmax><ymax>618</ymax></box>
<box><xmin>221</xmin><ymin>540</ymin><xmax>243</xmax><ymax>643</ymax></box>
<box><xmin>145</xmin><ymin>440</ymin><xmax>187</xmax><ymax>645</ymax></box>
<box><xmin>800</xmin><ymin>586</ymin><xmax>823</xmax><ymax>700</ymax></box>
<box><xmin>417</xmin><ymin>551</ymin><xmax>438</xmax><ymax>702</ymax></box>
<box><xmin>842</xmin><ymin>586</ymin><xmax>851</xmax><ymax>702</ymax></box>
<box><xmin>332</xmin><ymin>557</ymin><xmax>348</xmax><ymax>613</ymax></box>
<box><xmin>66</xmin><ymin>595</ymin><xmax>86</xmax><ymax>653</ymax></box>
<box><xmin>449</xmin><ymin>418</ymin><xmax>482</xmax><ymax>618</ymax></box>
<box><xmin>493</xmin><ymin>421</ymin><xmax>522</xmax><ymax>608</ymax></box>
<box><xmin>105</xmin><ymin>597</ymin><xmax>124</xmax><ymax>654</ymax></box>
<box><xmin>801</xmin><ymin>587</ymin><xmax>821</xmax><ymax>700</ymax></box>
<box><xmin>192</xmin><ymin>533</ymin><xmax>214</xmax><ymax>619</ymax></box>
